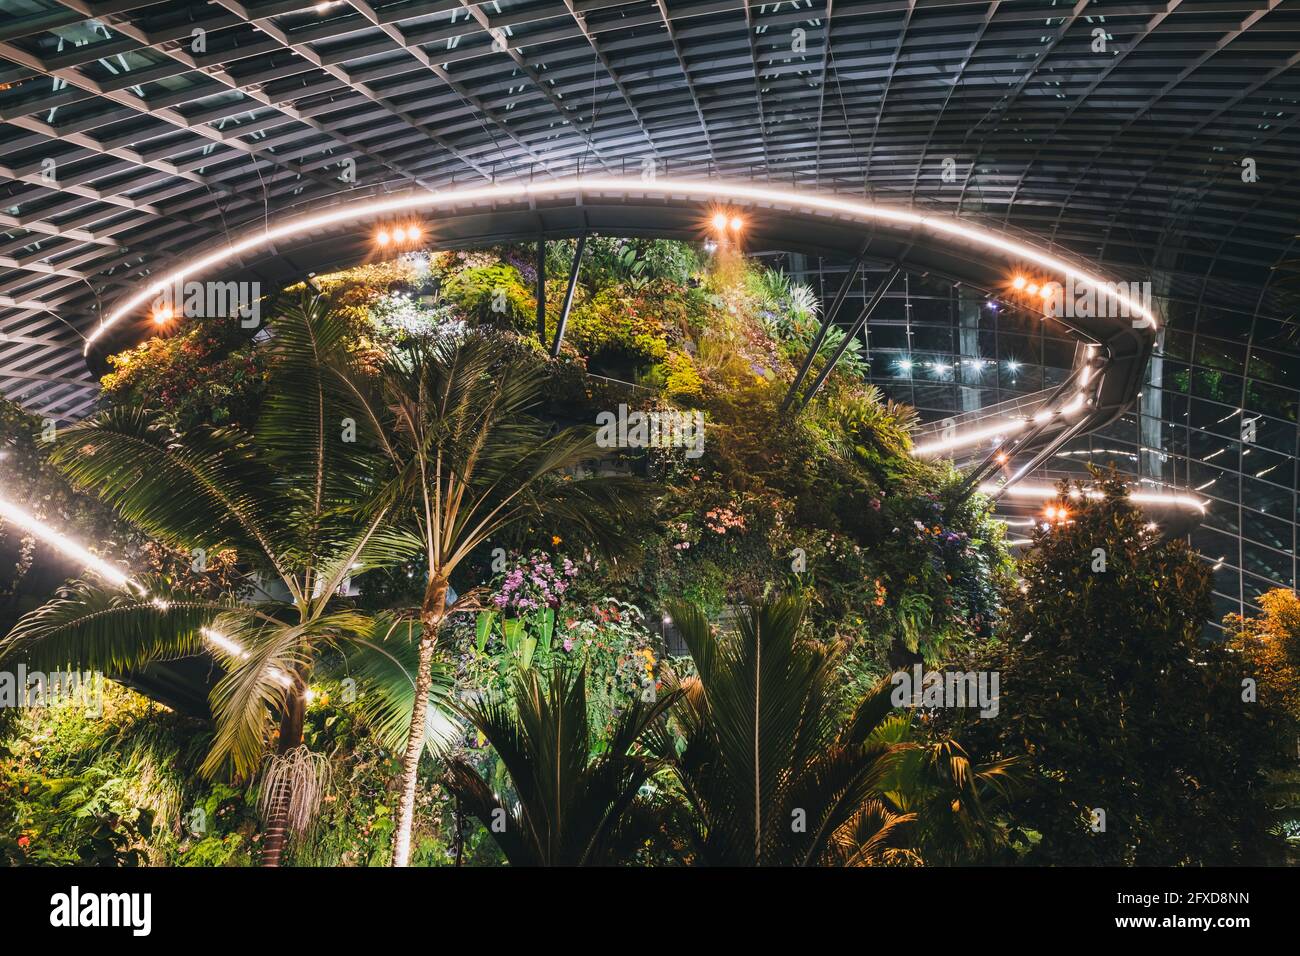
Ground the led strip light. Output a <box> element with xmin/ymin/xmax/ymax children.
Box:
<box><xmin>84</xmin><ymin>176</ymin><xmax>1157</xmax><ymax>353</ymax></box>
<box><xmin>912</xmin><ymin>366</ymin><xmax>1098</xmax><ymax>459</ymax></box>
<box><xmin>0</xmin><ymin>496</ymin><xmax>135</xmax><ymax>590</ymax></box>
<box><xmin>978</xmin><ymin>483</ymin><xmax>1206</xmax><ymax>512</ymax></box>
<box><xmin>1</xmin><ymin>493</ymin><xmax>290</xmax><ymax>680</ymax></box>
<box><xmin>912</xmin><ymin>418</ymin><xmax>1030</xmax><ymax>458</ymax></box>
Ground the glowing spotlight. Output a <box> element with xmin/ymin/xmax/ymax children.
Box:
<box><xmin>407</xmin><ymin>223</ymin><xmax>421</xmax><ymax>240</ymax></box>
<box><xmin>376</xmin><ymin>229</ymin><xmax>390</xmax><ymax>246</ymax></box>
<box><xmin>898</xmin><ymin>359</ymin><xmax>913</xmax><ymax>372</ymax></box>
<box><xmin>995</xmin><ymin>452</ymin><xmax>1009</xmax><ymax>465</ymax></box>
<box><xmin>393</xmin><ymin>227</ymin><xmax>407</xmax><ymax>243</ymax></box>
<box><xmin>1039</xmin><ymin>283</ymin><xmax>1054</xmax><ymax>300</ymax></box>
<box><xmin>1025</xmin><ymin>282</ymin><xmax>1039</xmax><ymax>295</ymax></box>
<box><xmin>729</xmin><ymin>215</ymin><xmax>744</xmax><ymax>232</ymax></box>
<box><xmin>151</xmin><ymin>303</ymin><xmax>174</xmax><ymax>325</ymax></box>
<box><xmin>1012</xmin><ymin>276</ymin><xmax>1027</xmax><ymax>290</ymax></box>
<box><xmin>711</xmin><ymin>212</ymin><xmax>728</xmax><ymax>232</ymax></box>
<box><xmin>1006</xmin><ymin>360</ymin><xmax>1021</xmax><ymax>372</ymax></box>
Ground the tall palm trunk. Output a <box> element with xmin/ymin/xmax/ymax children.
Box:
<box><xmin>391</xmin><ymin>577</ymin><xmax>448</xmax><ymax>867</ymax></box>
<box><xmin>260</xmin><ymin>687</ymin><xmax>306</xmax><ymax>867</ymax></box>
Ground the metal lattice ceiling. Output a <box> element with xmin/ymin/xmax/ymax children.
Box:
<box><xmin>1</xmin><ymin>0</ymin><xmax>1298</xmax><ymax>421</ymax></box>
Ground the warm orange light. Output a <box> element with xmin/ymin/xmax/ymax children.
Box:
<box><xmin>407</xmin><ymin>223</ymin><xmax>421</xmax><ymax>240</ymax></box>
<box><xmin>711</xmin><ymin>212</ymin><xmax>728</xmax><ymax>232</ymax></box>
<box><xmin>995</xmin><ymin>452</ymin><xmax>1009</xmax><ymax>465</ymax></box>
<box><xmin>152</xmin><ymin>303</ymin><xmax>173</xmax><ymax>325</ymax></box>
<box><xmin>729</xmin><ymin>215</ymin><xmax>744</xmax><ymax>232</ymax></box>
<box><xmin>1044</xmin><ymin>505</ymin><xmax>1057</xmax><ymax>519</ymax></box>
<box><xmin>393</xmin><ymin>227</ymin><xmax>407</xmax><ymax>243</ymax></box>
<box><xmin>1025</xmin><ymin>282</ymin><xmax>1039</xmax><ymax>295</ymax></box>
<box><xmin>1012</xmin><ymin>275</ymin><xmax>1027</xmax><ymax>290</ymax></box>
<box><xmin>1039</xmin><ymin>283</ymin><xmax>1054</xmax><ymax>299</ymax></box>
<box><xmin>376</xmin><ymin>229</ymin><xmax>390</xmax><ymax>246</ymax></box>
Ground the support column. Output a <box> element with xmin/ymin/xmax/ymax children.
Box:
<box><xmin>550</xmin><ymin>234</ymin><xmax>586</xmax><ymax>357</ymax></box>
<box><xmin>797</xmin><ymin>266</ymin><xmax>900</xmax><ymax>411</ymax></box>
<box><xmin>781</xmin><ymin>256</ymin><xmax>862</xmax><ymax>412</ymax></box>
<box><xmin>958</xmin><ymin>286</ymin><xmax>983</xmax><ymax>413</ymax></box>
<box><xmin>535</xmin><ymin>238</ymin><xmax>547</xmax><ymax>344</ymax></box>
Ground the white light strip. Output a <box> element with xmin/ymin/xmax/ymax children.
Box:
<box><xmin>1060</xmin><ymin>393</ymin><xmax>1087</xmax><ymax>416</ymax></box>
<box><xmin>201</xmin><ymin>626</ymin><xmax>294</xmax><ymax>688</ymax></box>
<box><xmin>978</xmin><ymin>482</ymin><xmax>1206</xmax><ymax>512</ymax></box>
<box><xmin>0</xmin><ymin>495</ymin><xmax>136</xmax><ymax>590</ymax></box>
<box><xmin>0</xmin><ymin>493</ymin><xmax>294</xmax><ymax>684</ymax></box>
<box><xmin>913</xmin><ymin>417</ymin><xmax>1027</xmax><ymax>457</ymax></box>
<box><xmin>200</xmin><ymin>625</ymin><xmax>246</xmax><ymax>658</ymax></box>
<box><xmin>86</xmin><ymin>176</ymin><xmax>1157</xmax><ymax>352</ymax></box>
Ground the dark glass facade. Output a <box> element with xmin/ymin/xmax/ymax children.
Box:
<box><xmin>794</xmin><ymin>258</ymin><xmax>1299</xmax><ymax>632</ymax></box>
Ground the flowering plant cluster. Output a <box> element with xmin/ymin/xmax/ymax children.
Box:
<box><xmin>491</xmin><ymin>550</ymin><xmax>579</xmax><ymax>614</ymax></box>
<box><xmin>704</xmin><ymin>506</ymin><xmax>746</xmax><ymax>535</ymax></box>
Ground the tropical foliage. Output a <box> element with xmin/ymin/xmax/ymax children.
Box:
<box><xmin>948</xmin><ymin>472</ymin><xmax>1292</xmax><ymax>865</ymax></box>
<box><xmin>3</xmin><ymin>238</ymin><xmax>1292</xmax><ymax>869</ymax></box>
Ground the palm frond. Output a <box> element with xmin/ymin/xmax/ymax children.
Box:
<box><xmin>0</xmin><ymin>576</ymin><xmax>235</xmax><ymax>673</ymax></box>
<box><xmin>255</xmin><ymin>292</ymin><xmax>385</xmax><ymax>511</ymax></box>
<box><xmin>49</xmin><ymin>407</ymin><xmax>285</xmax><ymax>575</ymax></box>
<box><xmin>323</xmin><ymin>614</ymin><xmax>460</xmax><ymax>756</ymax></box>
<box><xmin>201</xmin><ymin>613</ymin><xmax>311</xmax><ymax>781</ymax></box>
<box><xmin>446</xmin><ymin>666</ymin><xmax>676</xmax><ymax>865</ymax></box>
<box><xmin>660</xmin><ymin>595</ymin><xmax>915</xmax><ymax>866</ymax></box>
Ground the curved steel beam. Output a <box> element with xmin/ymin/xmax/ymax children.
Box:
<box><xmin>84</xmin><ymin>177</ymin><xmax>1158</xmax><ymax>448</ymax></box>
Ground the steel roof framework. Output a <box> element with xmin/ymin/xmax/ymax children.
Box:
<box><xmin>1</xmin><ymin>0</ymin><xmax>1298</xmax><ymax>420</ymax></box>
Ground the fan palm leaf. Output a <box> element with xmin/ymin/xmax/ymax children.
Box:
<box><xmin>444</xmin><ymin>666</ymin><xmax>678</xmax><ymax>866</ymax></box>
<box><xmin>653</xmin><ymin>595</ymin><xmax>913</xmax><ymax>866</ymax></box>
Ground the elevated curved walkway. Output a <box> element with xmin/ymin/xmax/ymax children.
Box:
<box><xmin>83</xmin><ymin>177</ymin><xmax>1156</xmax><ymax>490</ymax></box>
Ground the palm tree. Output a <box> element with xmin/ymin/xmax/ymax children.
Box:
<box><xmin>649</xmin><ymin>596</ymin><xmax>914</xmax><ymax>865</ymax></box>
<box><xmin>872</xmin><ymin>719</ymin><xmax>1025</xmax><ymax>865</ymax></box>
<box><xmin>0</xmin><ymin>296</ymin><xmax>448</xmax><ymax>865</ymax></box>
<box><xmin>442</xmin><ymin>665</ymin><xmax>678</xmax><ymax>865</ymax></box>
<box><xmin>334</xmin><ymin>330</ymin><xmax>646</xmax><ymax>866</ymax></box>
